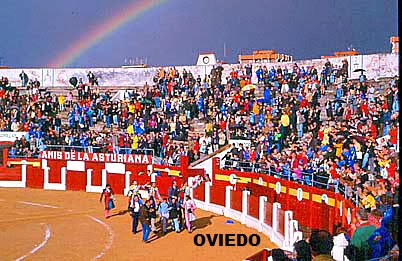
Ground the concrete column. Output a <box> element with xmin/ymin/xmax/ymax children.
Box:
<box><xmin>86</xmin><ymin>169</ymin><xmax>93</xmax><ymax>192</ymax></box>
<box><xmin>61</xmin><ymin>167</ymin><xmax>66</xmax><ymax>190</ymax></box>
<box><xmin>290</xmin><ymin>220</ymin><xmax>303</xmax><ymax>246</ymax></box>
<box><xmin>241</xmin><ymin>189</ymin><xmax>250</xmax><ymax>224</ymax></box>
<box><xmin>188</xmin><ymin>176</ymin><xmax>194</xmax><ymax>199</ymax></box>
<box><xmin>284</xmin><ymin>210</ymin><xmax>293</xmax><ymax>247</ymax></box>
<box><xmin>101</xmin><ymin>169</ymin><xmax>107</xmax><ymax>188</ymax></box>
<box><xmin>225</xmin><ymin>186</ymin><xmax>233</xmax><ymax>209</ymax></box>
<box><xmin>204</xmin><ymin>181</ymin><xmax>211</xmax><ymax>211</ymax></box>
<box><xmin>43</xmin><ymin>167</ymin><xmax>50</xmax><ymax>189</ymax></box>
<box><xmin>259</xmin><ymin>196</ymin><xmax>267</xmax><ymax>232</ymax></box>
<box><xmin>124</xmin><ymin>171</ymin><xmax>132</xmax><ymax>196</ymax></box>
<box><xmin>21</xmin><ymin>160</ymin><xmax>27</xmax><ymax>187</ymax></box>
<box><xmin>272</xmin><ymin>202</ymin><xmax>281</xmax><ymax>233</ymax></box>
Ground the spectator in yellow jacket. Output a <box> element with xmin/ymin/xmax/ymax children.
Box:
<box><xmin>58</xmin><ymin>94</ymin><xmax>65</xmax><ymax>112</ymax></box>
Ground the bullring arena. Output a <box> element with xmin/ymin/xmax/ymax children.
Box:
<box><xmin>0</xmin><ymin>148</ymin><xmax>390</xmax><ymax>260</ymax></box>
<box><xmin>0</xmin><ymin>188</ymin><xmax>274</xmax><ymax>260</ymax></box>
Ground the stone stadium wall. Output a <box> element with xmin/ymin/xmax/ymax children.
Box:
<box><xmin>0</xmin><ymin>53</ymin><xmax>398</xmax><ymax>87</ymax></box>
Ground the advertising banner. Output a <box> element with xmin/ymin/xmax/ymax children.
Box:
<box><xmin>0</xmin><ymin>132</ymin><xmax>28</xmax><ymax>142</ymax></box>
<box><xmin>40</xmin><ymin>151</ymin><xmax>152</xmax><ymax>164</ymax></box>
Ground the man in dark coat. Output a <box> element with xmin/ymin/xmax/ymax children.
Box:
<box><xmin>139</xmin><ymin>199</ymin><xmax>151</xmax><ymax>242</ymax></box>
<box><xmin>19</xmin><ymin>70</ymin><xmax>28</xmax><ymax>87</ymax></box>
<box><xmin>168</xmin><ymin>180</ymin><xmax>180</xmax><ymax>203</ymax></box>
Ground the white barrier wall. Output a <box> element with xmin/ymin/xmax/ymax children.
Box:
<box><xmin>0</xmin><ymin>53</ymin><xmax>398</xmax><ymax>87</ymax></box>
<box><xmin>0</xmin><ymin>160</ymin><xmax>299</xmax><ymax>251</ymax></box>
<box><xmin>193</xmin><ymin>181</ymin><xmax>300</xmax><ymax>251</ymax></box>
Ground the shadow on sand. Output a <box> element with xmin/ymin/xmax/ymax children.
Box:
<box><xmin>106</xmin><ymin>211</ymin><xmax>218</xmax><ymax>243</ymax></box>
<box><xmin>108</xmin><ymin>209</ymin><xmax>130</xmax><ymax>218</ymax></box>
<box><xmin>192</xmin><ymin>214</ymin><xmax>218</xmax><ymax>232</ymax></box>
<box><xmin>148</xmin><ymin>214</ymin><xmax>219</xmax><ymax>243</ymax></box>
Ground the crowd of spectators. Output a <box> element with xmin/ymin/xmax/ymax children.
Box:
<box><xmin>211</xmin><ymin>63</ymin><xmax>399</xmax><ymax>260</ymax></box>
<box><xmin>1</xmin><ymin>60</ymin><xmax>399</xmax><ymax>259</ymax></box>
<box><xmin>2</xmin><ymin>72</ymin><xmax>193</xmax><ymax>165</ymax></box>
<box><xmin>269</xmin><ymin>210</ymin><xmax>398</xmax><ymax>260</ymax></box>
<box><xmin>4</xmin><ymin>66</ymin><xmax>233</xmax><ymax>164</ymax></box>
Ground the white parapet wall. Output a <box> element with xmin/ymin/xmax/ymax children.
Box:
<box><xmin>1</xmin><ymin>53</ymin><xmax>397</xmax><ymax>87</ymax></box>
<box><xmin>86</xmin><ymin>169</ymin><xmax>107</xmax><ymax>193</ymax></box>
<box><xmin>193</xmin><ymin>179</ymin><xmax>297</xmax><ymax>250</ymax></box>
<box><xmin>0</xmin><ymin>161</ymin><xmax>27</xmax><ymax>188</ymax></box>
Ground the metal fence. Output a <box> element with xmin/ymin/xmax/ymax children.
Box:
<box><xmin>6</xmin><ymin>145</ymin><xmax>188</xmax><ymax>166</ymax></box>
<box><xmin>221</xmin><ymin>159</ymin><xmax>361</xmax><ymax>205</ymax></box>
<box><xmin>44</xmin><ymin>145</ymin><xmax>155</xmax><ymax>156</ymax></box>
<box><xmin>45</xmin><ymin>145</ymin><xmax>102</xmax><ymax>153</ymax></box>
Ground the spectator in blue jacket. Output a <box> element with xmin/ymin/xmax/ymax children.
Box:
<box><xmin>256</xmin><ymin>66</ymin><xmax>263</xmax><ymax>83</ymax></box>
<box><xmin>336</xmin><ymin>85</ymin><xmax>343</xmax><ymax>99</ymax></box>
<box><xmin>264</xmin><ymin>86</ymin><xmax>271</xmax><ymax>104</ymax></box>
<box><xmin>368</xmin><ymin>218</ymin><xmax>394</xmax><ymax>259</ymax></box>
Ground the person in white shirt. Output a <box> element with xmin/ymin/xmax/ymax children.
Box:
<box><xmin>367</xmin><ymin>85</ymin><xmax>375</xmax><ymax>103</ymax></box>
<box><xmin>281</xmin><ymin>80</ymin><xmax>289</xmax><ymax>94</ymax></box>
<box><xmin>331</xmin><ymin>232</ymin><xmax>349</xmax><ymax>261</ymax></box>
<box><xmin>147</xmin><ymin>169</ymin><xmax>157</xmax><ymax>183</ymax></box>
<box><xmin>129</xmin><ymin>195</ymin><xmax>141</xmax><ymax>234</ymax></box>
<box><xmin>11</xmin><ymin>119</ymin><xmax>20</xmax><ymax>132</ymax></box>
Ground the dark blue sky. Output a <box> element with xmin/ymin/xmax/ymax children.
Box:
<box><xmin>0</xmin><ymin>0</ymin><xmax>398</xmax><ymax>68</ymax></box>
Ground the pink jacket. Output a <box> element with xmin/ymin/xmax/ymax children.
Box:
<box><xmin>182</xmin><ymin>199</ymin><xmax>196</xmax><ymax>213</ymax></box>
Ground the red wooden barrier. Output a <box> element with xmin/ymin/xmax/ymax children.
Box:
<box><xmin>231</xmin><ymin>188</ymin><xmax>242</xmax><ymax>212</ymax></box>
<box><xmin>0</xmin><ymin>154</ymin><xmax>358</xmax><ymax>240</ymax></box>
<box><xmin>26</xmin><ymin>165</ymin><xmax>43</xmax><ymax>188</ymax></box>
<box><xmin>264</xmin><ymin>201</ymin><xmax>273</xmax><ymax>227</ymax></box>
<box><xmin>66</xmin><ymin>170</ymin><xmax>86</xmax><ymax>191</ymax></box>
<box><xmin>0</xmin><ymin>166</ymin><xmax>22</xmax><ymax>180</ymax></box>
<box><xmin>248</xmin><ymin>194</ymin><xmax>259</xmax><ymax>219</ymax></box>
<box><xmin>211</xmin><ymin>158</ymin><xmax>357</xmax><ymax>235</ymax></box>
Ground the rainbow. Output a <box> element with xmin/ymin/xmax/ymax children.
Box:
<box><xmin>49</xmin><ymin>0</ymin><xmax>166</xmax><ymax>68</ymax></box>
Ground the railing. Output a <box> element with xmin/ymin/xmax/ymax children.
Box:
<box><xmin>6</xmin><ymin>145</ymin><xmax>190</xmax><ymax>167</ymax></box>
<box><xmin>7</xmin><ymin>154</ymin><xmax>40</xmax><ymax>159</ymax></box>
<box><xmin>223</xmin><ymin>160</ymin><xmax>330</xmax><ymax>185</ymax></box>
<box><xmin>43</xmin><ymin>145</ymin><xmax>155</xmax><ymax>156</ymax></box>
<box><xmin>6</xmin><ymin>145</ymin><xmax>189</xmax><ymax>167</ymax></box>
<box><xmin>221</xmin><ymin>159</ymin><xmax>361</xmax><ymax>206</ymax></box>
<box><xmin>153</xmin><ymin>156</ymin><xmax>181</xmax><ymax>166</ymax></box>
<box><xmin>45</xmin><ymin>145</ymin><xmax>103</xmax><ymax>153</ymax></box>
<box><xmin>115</xmin><ymin>147</ymin><xmax>155</xmax><ymax>156</ymax></box>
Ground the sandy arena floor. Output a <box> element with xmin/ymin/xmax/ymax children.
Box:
<box><xmin>0</xmin><ymin>188</ymin><xmax>276</xmax><ymax>260</ymax></box>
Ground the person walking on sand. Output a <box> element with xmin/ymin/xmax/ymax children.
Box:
<box><xmin>127</xmin><ymin>180</ymin><xmax>144</xmax><ymax>208</ymax></box>
<box><xmin>139</xmin><ymin>199</ymin><xmax>151</xmax><ymax>243</ymax></box>
<box><xmin>168</xmin><ymin>180</ymin><xmax>180</xmax><ymax>203</ymax></box>
<box><xmin>158</xmin><ymin>198</ymin><xmax>170</xmax><ymax>235</ymax></box>
<box><xmin>182</xmin><ymin>195</ymin><xmax>196</xmax><ymax>233</ymax></box>
<box><xmin>147</xmin><ymin>198</ymin><xmax>157</xmax><ymax>234</ymax></box>
<box><xmin>145</xmin><ymin>182</ymin><xmax>161</xmax><ymax>208</ymax></box>
<box><xmin>168</xmin><ymin>197</ymin><xmax>181</xmax><ymax>233</ymax></box>
<box><xmin>99</xmin><ymin>184</ymin><xmax>114</xmax><ymax>218</ymax></box>
<box><xmin>129</xmin><ymin>195</ymin><xmax>141</xmax><ymax>234</ymax></box>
